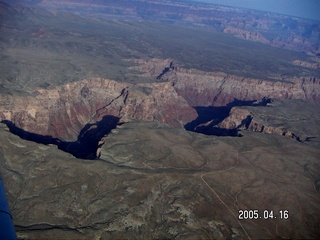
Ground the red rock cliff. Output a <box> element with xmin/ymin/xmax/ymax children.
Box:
<box><xmin>170</xmin><ymin>68</ymin><xmax>320</xmax><ymax>106</ymax></box>
<box><xmin>0</xmin><ymin>78</ymin><xmax>196</xmax><ymax>141</ymax></box>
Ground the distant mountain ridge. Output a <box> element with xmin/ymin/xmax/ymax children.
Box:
<box><xmin>3</xmin><ymin>0</ymin><xmax>319</xmax><ymax>55</ymax></box>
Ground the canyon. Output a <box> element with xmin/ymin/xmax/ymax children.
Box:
<box><xmin>33</xmin><ymin>0</ymin><xmax>320</xmax><ymax>56</ymax></box>
<box><xmin>1</xmin><ymin>115</ymin><xmax>320</xmax><ymax>239</ymax></box>
<box><xmin>1</xmin><ymin>59</ymin><xmax>319</xmax><ymax>143</ymax></box>
<box><xmin>0</xmin><ymin>77</ymin><xmax>196</xmax><ymax>141</ymax></box>
<box><xmin>0</xmin><ymin>1</ymin><xmax>320</xmax><ymax>239</ymax></box>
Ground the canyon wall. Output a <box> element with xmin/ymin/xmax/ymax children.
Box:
<box><xmin>170</xmin><ymin>68</ymin><xmax>320</xmax><ymax>106</ymax></box>
<box><xmin>1</xmin><ymin>60</ymin><xmax>319</xmax><ymax>142</ymax></box>
<box><xmin>217</xmin><ymin>107</ymin><xmax>299</xmax><ymax>140</ymax></box>
<box><xmin>0</xmin><ymin>78</ymin><xmax>196</xmax><ymax>141</ymax></box>
<box><xmin>34</xmin><ymin>0</ymin><xmax>320</xmax><ymax>55</ymax></box>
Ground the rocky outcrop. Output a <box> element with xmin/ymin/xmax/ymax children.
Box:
<box><xmin>0</xmin><ymin>78</ymin><xmax>196</xmax><ymax>141</ymax></box>
<box><xmin>170</xmin><ymin>68</ymin><xmax>320</xmax><ymax>106</ymax></box>
<box><xmin>1</xmin><ymin>55</ymin><xmax>319</xmax><ymax>151</ymax></box>
<box><xmin>130</xmin><ymin>59</ymin><xmax>320</xmax><ymax>107</ymax></box>
<box><xmin>271</xmin><ymin>35</ymin><xmax>320</xmax><ymax>55</ymax></box>
<box><xmin>34</xmin><ymin>0</ymin><xmax>320</xmax><ymax>55</ymax></box>
<box><xmin>223</xmin><ymin>26</ymin><xmax>320</xmax><ymax>55</ymax></box>
<box><xmin>128</xmin><ymin>58</ymin><xmax>175</xmax><ymax>79</ymax></box>
<box><xmin>214</xmin><ymin>98</ymin><xmax>320</xmax><ymax>141</ymax></box>
<box><xmin>292</xmin><ymin>60</ymin><xmax>320</xmax><ymax>69</ymax></box>
<box><xmin>1</xmin><ymin>118</ymin><xmax>320</xmax><ymax>239</ymax></box>
<box><xmin>217</xmin><ymin>107</ymin><xmax>301</xmax><ymax>141</ymax></box>
<box><xmin>223</xmin><ymin>26</ymin><xmax>270</xmax><ymax>44</ymax></box>
<box><xmin>2</xmin><ymin>60</ymin><xmax>318</xmax><ymax>143</ymax></box>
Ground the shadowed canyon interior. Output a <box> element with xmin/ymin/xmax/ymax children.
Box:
<box><xmin>0</xmin><ymin>1</ymin><xmax>320</xmax><ymax>239</ymax></box>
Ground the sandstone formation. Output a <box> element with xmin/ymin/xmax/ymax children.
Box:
<box><xmin>219</xmin><ymin>108</ymin><xmax>290</xmax><ymax>136</ymax></box>
<box><xmin>223</xmin><ymin>26</ymin><xmax>270</xmax><ymax>44</ymax></box>
<box><xmin>0</xmin><ymin>78</ymin><xmax>196</xmax><ymax>141</ymax></box>
<box><xmin>217</xmin><ymin>101</ymin><xmax>318</xmax><ymax>141</ymax></box>
<box><xmin>292</xmin><ymin>60</ymin><xmax>320</xmax><ymax>69</ymax></box>
<box><xmin>34</xmin><ymin>0</ymin><xmax>320</xmax><ymax>55</ymax></box>
<box><xmin>223</xmin><ymin>26</ymin><xmax>320</xmax><ymax>55</ymax></box>
<box><xmin>170</xmin><ymin>68</ymin><xmax>320</xmax><ymax>107</ymax></box>
<box><xmin>1</xmin><ymin>59</ymin><xmax>319</xmax><ymax>145</ymax></box>
<box><xmin>2</xmin><ymin>2</ymin><xmax>319</xmax><ymax>100</ymax></box>
<box><xmin>1</xmin><ymin>2</ymin><xmax>320</xmax><ymax>239</ymax></box>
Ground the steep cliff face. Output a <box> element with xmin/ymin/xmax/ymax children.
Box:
<box><xmin>0</xmin><ymin>78</ymin><xmax>196</xmax><ymax>141</ymax></box>
<box><xmin>214</xmin><ymin>99</ymin><xmax>320</xmax><ymax>141</ymax></box>
<box><xmin>217</xmin><ymin>107</ymin><xmax>300</xmax><ymax>140</ymax></box>
<box><xmin>170</xmin><ymin>68</ymin><xmax>320</xmax><ymax>106</ymax></box>
<box><xmin>270</xmin><ymin>35</ymin><xmax>319</xmax><ymax>55</ymax></box>
<box><xmin>0</xmin><ymin>79</ymin><xmax>126</xmax><ymax>140</ymax></box>
<box><xmin>33</xmin><ymin>0</ymin><xmax>320</xmax><ymax>55</ymax></box>
<box><xmin>1</xmin><ymin>59</ymin><xmax>319</xmax><ymax>143</ymax></box>
<box><xmin>292</xmin><ymin>60</ymin><xmax>320</xmax><ymax>69</ymax></box>
<box><xmin>223</xmin><ymin>26</ymin><xmax>320</xmax><ymax>55</ymax></box>
<box><xmin>223</xmin><ymin>26</ymin><xmax>270</xmax><ymax>44</ymax></box>
<box><xmin>2</xmin><ymin>120</ymin><xmax>320</xmax><ymax>239</ymax></box>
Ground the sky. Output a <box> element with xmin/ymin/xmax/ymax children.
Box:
<box><xmin>194</xmin><ymin>0</ymin><xmax>320</xmax><ymax>21</ymax></box>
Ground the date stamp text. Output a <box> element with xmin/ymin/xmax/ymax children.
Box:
<box><xmin>238</xmin><ymin>209</ymin><xmax>289</xmax><ymax>220</ymax></box>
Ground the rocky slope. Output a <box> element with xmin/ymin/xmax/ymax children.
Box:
<box><xmin>1</xmin><ymin>118</ymin><xmax>320</xmax><ymax>239</ymax></box>
<box><xmin>1</xmin><ymin>59</ymin><xmax>319</xmax><ymax>145</ymax></box>
<box><xmin>170</xmin><ymin>67</ymin><xmax>320</xmax><ymax>107</ymax></box>
<box><xmin>131</xmin><ymin>59</ymin><xmax>320</xmax><ymax>107</ymax></box>
<box><xmin>31</xmin><ymin>0</ymin><xmax>320</xmax><ymax>55</ymax></box>
<box><xmin>1</xmin><ymin>3</ymin><xmax>320</xmax><ymax>239</ymax></box>
<box><xmin>0</xmin><ymin>78</ymin><xmax>196</xmax><ymax>141</ymax></box>
<box><xmin>216</xmin><ymin>99</ymin><xmax>320</xmax><ymax>141</ymax></box>
<box><xmin>292</xmin><ymin>59</ymin><xmax>320</xmax><ymax>69</ymax></box>
<box><xmin>223</xmin><ymin>26</ymin><xmax>270</xmax><ymax>44</ymax></box>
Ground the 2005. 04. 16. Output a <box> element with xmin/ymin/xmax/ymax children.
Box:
<box><xmin>238</xmin><ymin>210</ymin><xmax>289</xmax><ymax>220</ymax></box>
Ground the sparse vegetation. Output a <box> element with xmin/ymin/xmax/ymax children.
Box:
<box><xmin>0</xmin><ymin>3</ymin><xmax>319</xmax><ymax>95</ymax></box>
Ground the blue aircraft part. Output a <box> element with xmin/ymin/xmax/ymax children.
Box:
<box><xmin>0</xmin><ymin>176</ymin><xmax>17</xmax><ymax>240</ymax></box>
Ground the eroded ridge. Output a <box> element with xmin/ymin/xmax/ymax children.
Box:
<box><xmin>1</xmin><ymin>118</ymin><xmax>320</xmax><ymax>239</ymax></box>
<box><xmin>0</xmin><ymin>77</ymin><xmax>196</xmax><ymax>141</ymax></box>
<box><xmin>1</xmin><ymin>60</ymin><xmax>320</xmax><ymax>159</ymax></box>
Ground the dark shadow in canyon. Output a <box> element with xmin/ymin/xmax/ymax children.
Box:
<box><xmin>156</xmin><ymin>61</ymin><xmax>174</xmax><ymax>80</ymax></box>
<box><xmin>1</xmin><ymin>115</ymin><xmax>120</xmax><ymax>160</ymax></box>
<box><xmin>184</xmin><ymin>97</ymin><xmax>271</xmax><ymax>136</ymax></box>
<box><xmin>2</xmin><ymin>97</ymin><xmax>272</xmax><ymax>158</ymax></box>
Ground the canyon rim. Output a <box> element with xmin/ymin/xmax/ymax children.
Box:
<box><xmin>0</xmin><ymin>0</ymin><xmax>320</xmax><ymax>239</ymax></box>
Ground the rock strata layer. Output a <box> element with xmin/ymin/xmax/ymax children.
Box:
<box><xmin>0</xmin><ymin>78</ymin><xmax>196</xmax><ymax>141</ymax></box>
<box><xmin>1</xmin><ymin>62</ymin><xmax>320</xmax><ymax>143</ymax></box>
<box><xmin>170</xmin><ymin>68</ymin><xmax>320</xmax><ymax>106</ymax></box>
<box><xmin>35</xmin><ymin>0</ymin><xmax>320</xmax><ymax>55</ymax></box>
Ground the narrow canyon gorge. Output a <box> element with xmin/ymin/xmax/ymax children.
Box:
<box><xmin>1</xmin><ymin>1</ymin><xmax>319</xmax><ymax>238</ymax></box>
<box><xmin>1</xmin><ymin>59</ymin><xmax>319</xmax><ymax>159</ymax></box>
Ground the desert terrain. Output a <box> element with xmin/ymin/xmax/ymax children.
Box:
<box><xmin>0</xmin><ymin>0</ymin><xmax>319</xmax><ymax>239</ymax></box>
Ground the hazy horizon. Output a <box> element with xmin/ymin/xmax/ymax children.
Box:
<box><xmin>194</xmin><ymin>0</ymin><xmax>320</xmax><ymax>21</ymax></box>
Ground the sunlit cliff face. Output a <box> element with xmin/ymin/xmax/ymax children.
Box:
<box><xmin>1</xmin><ymin>60</ymin><xmax>319</xmax><ymax>158</ymax></box>
<box><xmin>0</xmin><ymin>1</ymin><xmax>320</xmax><ymax>239</ymax></box>
<box><xmin>1</xmin><ymin>59</ymin><xmax>319</xmax><ymax>139</ymax></box>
